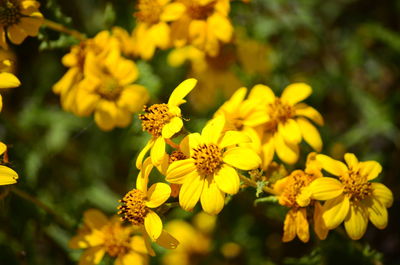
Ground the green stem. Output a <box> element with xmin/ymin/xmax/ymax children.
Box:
<box><xmin>239</xmin><ymin>174</ymin><xmax>278</xmax><ymax>195</ymax></box>
<box><xmin>43</xmin><ymin>19</ymin><xmax>86</xmax><ymax>41</ymax></box>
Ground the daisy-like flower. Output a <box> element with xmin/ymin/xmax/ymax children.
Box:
<box><xmin>136</xmin><ymin>78</ymin><xmax>197</xmax><ymax>168</ymax></box>
<box><xmin>248</xmin><ymin>83</ymin><xmax>324</xmax><ymax>166</ymax></box>
<box><xmin>273</xmin><ymin>153</ymin><xmax>328</xmax><ymax>242</ymax></box>
<box><xmin>132</xmin><ymin>0</ymin><xmax>185</xmax><ymax>59</ymax></box>
<box><xmin>299</xmin><ymin>153</ymin><xmax>393</xmax><ymax>240</ymax></box>
<box><xmin>118</xmin><ymin>159</ymin><xmax>178</xmax><ymax>253</ymax></box>
<box><xmin>69</xmin><ymin>209</ymin><xmax>149</xmax><ymax>265</ymax></box>
<box><xmin>166</xmin><ymin>115</ymin><xmax>261</xmax><ymax>215</ymax></box>
<box><xmin>170</xmin><ymin>0</ymin><xmax>233</xmax><ymax>57</ymax></box>
<box><xmin>74</xmin><ymin>47</ymin><xmax>148</xmax><ymax>131</ymax></box>
<box><xmin>0</xmin><ymin>0</ymin><xmax>43</xmax><ymax>49</ymax></box>
<box><xmin>0</xmin><ymin>142</ymin><xmax>18</xmax><ymax>186</ymax></box>
<box><xmin>0</xmin><ymin>59</ymin><xmax>19</xmax><ymax>111</ymax></box>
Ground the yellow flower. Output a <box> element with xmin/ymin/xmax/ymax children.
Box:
<box><xmin>136</xmin><ymin>78</ymin><xmax>197</xmax><ymax>168</ymax></box>
<box><xmin>302</xmin><ymin>153</ymin><xmax>393</xmax><ymax>240</ymax></box>
<box><xmin>69</xmin><ymin>209</ymin><xmax>149</xmax><ymax>265</ymax></box>
<box><xmin>0</xmin><ymin>59</ymin><xmax>20</xmax><ymax>111</ymax></box>
<box><xmin>248</xmin><ymin>83</ymin><xmax>324</xmax><ymax>166</ymax></box>
<box><xmin>162</xmin><ymin>212</ymin><xmax>215</xmax><ymax>265</ymax></box>
<box><xmin>75</xmin><ymin>48</ymin><xmax>148</xmax><ymax>131</ymax></box>
<box><xmin>118</xmin><ymin>159</ymin><xmax>178</xmax><ymax>253</ymax></box>
<box><xmin>273</xmin><ymin>153</ymin><xmax>327</xmax><ymax>242</ymax></box>
<box><xmin>132</xmin><ymin>0</ymin><xmax>185</xmax><ymax>59</ymax></box>
<box><xmin>166</xmin><ymin>115</ymin><xmax>261</xmax><ymax>214</ymax></box>
<box><xmin>0</xmin><ymin>142</ymin><xmax>18</xmax><ymax>186</ymax></box>
<box><xmin>0</xmin><ymin>0</ymin><xmax>43</xmax><ymax>49</ymax></box>
<box><xmin>170</xmin><ymin>0</ymin><xmax>233</xmax><ymax>56</ymax></box>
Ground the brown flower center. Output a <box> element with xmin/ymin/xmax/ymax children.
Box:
<box><xmin>139</xmin><ymin>103</ymin><xmax>174</xmax><ymax>137</ymax></box>
<box><xmin>118</xmin><ymin>189</ymin><xmax>148</xmax><ymax>225</ymax></box>
<box><xmin>193</xmin><ymin>143</ymin><xmax>222</xmax><ymax>176</ymax></box>
<box><xmin>169</xmin><ymin>150</ymin><xmax>187</xmax><ymax>163</ymax></box>
<box><xmin>279</xmin><ymin>170</ymin><xmax>315</xmax><ymax>208</ymax></box>
<box><xmin>134</xmin><ymin>0</ymin><xmax>163</xmax><ymax>24</ymax></box>
<box><xmin>264</xmin><ymin>98</ymin><xmax>294</xmax><ymax>133</ymax></box>
<box><xmin>0</xmin><ymin>0</ymin><xmax>21</xmax><ymax>27</ymax></box>
<box><xmin>180</xmin><ymin>0</ymin><xmax>215</xmax><ymax>20</ymax></box>
<box><xmin>101</xmin><ymin>223</ymin><xmax>131</xmax><ymax>257</ymax></box>
<box><xmin>97</xmin><ymin>75</ymin><xmax>122</xmax><ymax>100</ymax></box>
<box><xmin>341</xmin><ymin>171</ymin><xmax>372</xmax><ymax>202</ymax></box>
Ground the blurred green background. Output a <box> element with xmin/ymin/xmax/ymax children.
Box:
<box><xmin>0</xmin><ymin>0</ymin><xmax>399</xmax><ymax>264</ymax></box>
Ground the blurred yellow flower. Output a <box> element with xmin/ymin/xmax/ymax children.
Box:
<box><xmin>162</xmin><ymin>212</ymin><xmax>215</xmax><ymax>265</ymax></box>
<box><xmin>0</xmin><ymin>142</ymin><xmax>18</xmax><ymax>186</ymax></box>
<box><xmin>69</xmin><ymin>209</ymin><xmax>149</xmax><ymax>265</ymax></box>
<box><xmin>170</xmin><ymin>0</ymin><xmax>233</xmax><ymax>56</ymax></box>
<box><xmin>166</xmin><ymin>115</ymin><xmax>261</xmax><ymax>214</ymax></box>
<box><xmin>274</xmin><ymin>153</ymin><xmax>328</xmax><ymax>242</ymax></box>
<box><xmin>0</xmin><ymin>0</ymin><xmax>43</xmax><ymax>49</ymax></box>
<box><xmin>301</xmin><ymin>153</ymin><xmax>393</xmax><ymax>240</ymax></box>
<box><xmin>118</xmin><ymin>159</ymin><xmax>178</xmax><ymax>253</ymax></box>
<box><xmin>137</xmin><ymin>78</ymin><xmax>197</xmax><ymax>168</ymax></box>
<box><xmin>132</xmin><ymin>0</ymin><xmax>185</xmax><ymax>59</ymax></box>
<box><xmin>248</xmin><ymin>83</ymin><xmax>324</xmax><ymax>167</ymax></box>
<box><xmin>0</xmin><ymin>59</ymin><xmax>19</xmax><ymax>111</ymax></box>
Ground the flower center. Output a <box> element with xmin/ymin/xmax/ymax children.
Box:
<box><xmin>139</xmin><ymin>104</ymin><xmax>174</xmax><ymax>137</ymax></box>
<box><xmin>341</xmin><ymin>171</ymin><xmax>372</xmax><ymax>202</ymax></box>
<box><xmin>192</xmin><ymin>143</ymin><xmax>222</xmax><ymax>176</ymax></box>
<box><xmin>97</xmin><ymin>76</ymin><xmax>122</xmax><ymax>100</ymax></box>
<box><xmin>101</xmin><ymin>223</ymin><xmax>131</xmax><ymax>257</ymax></box>
<box><xmin>169</xmin><ymin>150</ymin><xmax>187</xmax><ymax>163</ymax></box>
<box><xmin>118</xmin><ymin>189</ymin><xmax>148</xmax><ymax>225</ymax></box>
<box><xmin>134</xmin><ymin>0</ymin><xmax>163</xmax><ymax>24</ymax></box>
<box><xmin>180</xmin><ymin>0</ymin><xmax>215</xmax><ymax>20</ymax></box>
<box><xmin>0</xmin><ymin>0</ymin><xmax>21</xmax><ymax>27</ymax></box>
<box><xmin>279</xmin><ymin>170</ymin><xmax>315</xmax><ymax>208</ymax></box>
<box><xmin>264</xmin><ymin>98</ymin><xmax>294</xmax><ymax>133</ymax></box>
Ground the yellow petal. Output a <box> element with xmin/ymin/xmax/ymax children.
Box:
<box><xmin>261</xmin><ymin>136</ymin><xmax>274</xmax><ymax>169</ymax></box>
<box><xmin>161</xmin><ymin>3</ymin><xmax>185</xmax><ymax>21</ymax></box>
<box><xmin>217</xmin><ymin>87</ymin><xmax>247</xmax><ymax>114</ymax></box>
<box><xmin>162</xmin><ymin>117</ymin><xmax>183</xmax><ymax>139</ymax></box>
<box><xmin>316</xmin><ymin>154</ymin><xmax>348</xmax><ymax>177</ymax></box>
<box><xmin>149</xmin><ymin>22</ymin><xmax>170</xmax><ymax>49</ymax></box>
<box><xmin>166</xmin><ymin>159</ymin><xmax>196</xmax><ymax>184</ymax></box>
<box><xmin>0</xmin><ymin>142</ymin><xmax>6</xmax><ymax>155</ymax></box>
<box><xmin>294</xmin><ymin>103</ymin><xmax>324</xmax><ymax>126</ymax></box>
<box><xmin>344</xmin><ymin>203</ymin><xmax>368</xmax><ymax>240</ymax></box>
<box><xmin>371</xmin><ymin>183</ymin><xmax>393</xmax><ymax>208</ymax></box>
<box><xmin>365</xmin><ymin>197</ymin><xmax>388</xmax><ymax>229</ymax></box>
<box><xmin>119</xmin><ymin>252</ymin><xmax>147</xmax><ymax>265</ymax></box>
<box><xmin>282</xmin><ymin>210</ymin><xmax>296</xmax><ymax>242</ymax></box>
<box><xmin>219</xmin><ymin>131</ymin><xmax>251</xmax><ymax>148</ymax></box>
<box><xmin>0</xmin><ymin>165</ymin><xmax>18</xmax><ymax>185</ymax></box>
<box><xmin>296</xmin><ymin>208</ymin><xmax>310</xmax><ymax>243</ymax></box>
<box><xmin>144</xmin><ymin>210</ymin><xmax>163</xmax><ymax>241</ymax></box>
<box><xmin>130</xmin><ymin>235</ymin><xmax>148</xmax><ymax>254</ymax></box>
<box><xmin>136</xmin><ymin>139</ymin><xmax>154</xmax><ymax>169</ymax></box>
<box><xmin>201</xmin><ymin>115</ymin><xmax>225</xmax><ymax>144</ymax></box>
<box><xmin>273</xmin><ymin>133</ymin><xmax>299</xmax><ymax>164</ymax></box>
<box><xmin>78</xmin><ymin>246</ymin><xmax>105</xmax><ymax>265</ymax></box>
<box><xmin>179</xmin><ymin>172</ymin><xmax>204</xmax><ymax>211</ymax></box>
<box><xmin>297</xmin><ymin>117</ymin><xmax>322</xmax><ymax>152</ymax></box>
<box><xmin>359</xmin><ymin>161</ymin><xmax>382</xmax><ymax>181</ymax></box>
<box><xmin>155</xmin><ymin>230</ymin><xmax>179</xmax><ymax>249</ymax></box>
<box><xmin>223</xmin><ymin>147</ymin><xmax>261</xmax><ymax>170</ymax></box>
<box><xmin>278</xmin><ymin>119</ymin><xmax>302</xmax><ymax>144</ymax></box>
<box><xmin>168</xmin><ymin>78</ymin><xmax>197</xmax><ymax>106</ymax></box>
<box><xmin>0</xmin><ymin>72</ymin><xmax>20</xmax><ymax>89</ymax></box>
<box><xmin>19</xmin><ymin>17</ymin><xmax>43</xmax><ymax>36</ymax></box>
<box><xmin>69</xmin><ymin>230</ymin><xmax>104</xmax><ymax>249</ymax></box>
<box><xmin>140</xmin><ymin>226</ymin><xmax>155</xmax><ymax>256</ymax></box>
<box><xmin>93</xmin><ymin>101</ymin><xmax>117</xmax><ymax>131</ymax></box>
<box><xmin>281</xmin><ymin>83</ymin><xmax>312</xmax><ymax>105</ymax></box>
<box><xmin>7</xmin><ymin>24</ymin><xmax>28</xmax><ymax>44</ymax></box>
<box><xmin>248</xmin><ymin>84</ymin><xmax>275</xmax><ymax>104</ymax></box>
<box><xmin>322</xmin><ymin>195</ymin><xmax>349</xmax><ymax>229</ymax></box>
<box><xmin>117</xmin><ymin>84</ymin><xmax>149</xmax><ymax>112</ymax></box>
<box><xmin>214</xmin><ymin>165</ymin><xmax>239</xmax><ymax>195</ymax></box>
<box><xmin>200</xmin><ymin>176</ymin><xmax>225</xmax><ymax>215</ymax></box>
<box><xmin>208</xmin><ymin>14</ymin><xmax>233</xmax><ymax>42</ymax></box>
<box><xmin>307</xmin><ymin>177</ymin><xmax>343</xmax><ymax>201</ymax></box>
<box><xmin>146</xmin><ymin>183</ymin><xmax>171</xmax><ymax>208</ymax></box>
<box><xmin>313</xmin><ymin>201</ymin><xmax>328</xmax><ymax>240</ymax></box>
<box><xmin>150</xmin><ymin>136</ymin><xmax>165</xmax><ymax>166</ymax></box>
<box><xmin>83</xmin><ymin>209</ymin><xmax>108</xmax><ymax>230</ymax></box>
<box><xmin>344</xmin><ymin>153</ymin><xmax>359</xmax><ymax>171</ymax></box>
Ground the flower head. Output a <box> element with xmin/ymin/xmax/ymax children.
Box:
<box><xmin>0</xmin><ymin>142</ymin><xmax>18</xmax><ymax>186</ymax></box>
<box><xmin>0</xmin><ymin>0</ymin><xmax>43</xmax><ymax>49</ymax></box>
<box><xmin>69</xmin><ymin>209</ymin><xmax>149</xmax><ymax>265</ymax></box>
<box><xmin>301</xmin><ymin>153</ymin><xmax>393</xmax><ymax>240</ymax></box>
<box><xmin>166</xmin><ymin>115</ymin><xmax>261</xmax><ymax>215</ymax></box>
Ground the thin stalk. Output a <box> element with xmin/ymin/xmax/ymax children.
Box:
<box><xmin>239</xmin><ymin>174</ymin><xmax>278</xmax><ymax>195</ymax></box>
<box><xmin>43</xmin><ymin>19</ymin><xmax>86</xmax><ymax>41</ymax></box>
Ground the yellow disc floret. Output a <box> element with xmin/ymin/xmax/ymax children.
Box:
<box><xmin>192</xmin><ymin>143</ymin><xmax>222</xmax><ymax>176</ymax></box>
<box><xmin>265</xmin><ymin>98</ymin><xmax>295</xmax><ymax>133</ymax></box>
<box><xmin>340</xmin><ymin>171</ymin><xmax>372</xmax><ymax>203</ymax></box>
<box><xmin>118</xmin><ymin>189</ymin><xmax>148</xmax><ymax>225</ymax></box>
<box><xmin>101</xmin><ymin>223</ymin><xmax>131</xmax><ymax>257</ymax></box>
<box><xmin>139</xmin><ymin>104</ymin><xmax>175</xmax><ymax>137</ymax></box>
<box><xmin>134</xmin><ymin>0</ymin><xmax>163</xmax><ymax>24</ymax></box>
